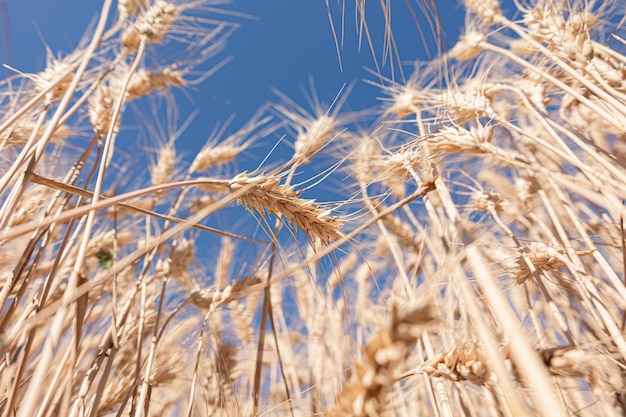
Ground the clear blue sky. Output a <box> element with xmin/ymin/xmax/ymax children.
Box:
<box><xmin>0</xmin><ymin>1</ymin><xmax>467</xmax><ymax>159</ymax></box>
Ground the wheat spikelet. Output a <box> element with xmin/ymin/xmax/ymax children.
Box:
<box><xmin>351</xmin><ymin>137</ymin><xmax>381</xmax><ymax>183</ymax></box>
<box><xmin>126</xmin><ymin>67</ymin><xmax>186</xmax><ymax>99</ymax></box>
<box><xmin>470</xmin><ymin>190</ymin><xmax>505</xmax><ymax>213</ymax></box>
<box><xmin>190</xmin><ymin>109</ymin><xmax>275</xmax><ymax>174</ymax></box>
<box><xmin>438</xmin><ymin>88</ymin><xmax>496</xmax><ymax>122</ymax></box>
<box><xmin>391</xmin><ymin>86</ymin><xmax>421</xmax><ymax>118</ymax></box>
<box><xmin>189</xmin><ymin>275</ymin><xmax>262</xmax><ymax>310</ymax></box>
<box><xmin>385</xmin><ymin>146</ymin><xmax>422</xmax><ymax>177</ymax></box>
<box><xmin>151</xmin><ymin>144</ymin><xmax>176</xmax><ymax>187</ymax></box>
<box><xmin>88</xmin><ymin>82</ymin><xmax>119</xmax><ymax>137</ymax></box>
<box><xmin>0</xmin><ymin>120</ymin><xmax>72</xmax><ymax>148</ymax></box>
<box><xmin>228</xmin><ymin>172</ymin><xmax>344</xmax><ymax>244</ymax></box>
<box><xmin>155</xmin><ymin>237</ymin><xmax>195</xmax><ymax>279</ymax></box>
<box><xmin>294</xmin><ymin>114</ymin><xmax>339</xmax><ymax>162</ymax></box>
<box><xmin>121</xmin><ymin>0</ymin><xmax>181</xmax><ymax>51</ymax></box>
<box><xmin>380</xmin><ymin>213</ymin><xmax>422</xmax><ymax>252</ymax></box>
<box><xmin>450</xmin><ymin>30</ymin><xmax>488</xmax><ymax>60</ymax></box>
<box><xmin>214</xmin><ymin>237</ymin><xmax>233</xmax><ymax>290</ymax></box>
<box><xmin>28</xmin><ymin>55</ymin><xmax>76</xmax><ymax>102</ymax></box>
<box><xmin>191</xmin><ymin>145</ymin><xmax>244</xmax><ymax>173</ymax></box>
<box><xmin>514</xmin><ymin>73</ymin><xmax>550</xmax><ymax>112</ymax></box>
<box><xmin>118</xmin><ymin>0</ymin><xmax>148</xmax><ymax>19</ymax></box>
<box><xmin>422</xmin><ymin>340</ymin><xmax>498</xmax><ymax>386</ymax></box>
<box><xmin>427</xmin><ymin>123</ymin><xmax>493</xmax><ymax>155</ymax></box>
<box><xmin>89</xmin><ymin>65</ymin><xmax>187</xmax><ymax>137</ymax></box>
<box><xmin>463</xmin><ymin>0</ymin><xmax>501</xmax><ymax>25</ymax></box>
<box><xmin>352</xmin><ymin>137</ymin><xmax>420</xmax><ymax>198</ymax></box>
<box><xmin>328</xmin><ymin>298</ymin><xmax>436</xmax><ymax>417</ymax></box>
<box><xmin>508</xmin><ymin>241</ymin><xmax>568</xmax><ymax>284</ymax></box>
<box><xmin>8</xmin><ymin>183</ymin><xmax>53</xmax><ymax>227</ymax></box>
<box><xmin>273</xmin><ymin>84</ymin><xmax>350</xmax><ymax>164</ymax></box>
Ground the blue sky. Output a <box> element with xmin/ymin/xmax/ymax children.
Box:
<box><xmin>0</xmin><ymin>1</ymin><xmax>466</xmax><ymax>160</ymax></box>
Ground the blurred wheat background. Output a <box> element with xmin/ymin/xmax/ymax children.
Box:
<box><xmin>1</xmin><ymin>0</ymin><xmax>626</xmax><ymax>416</ymax></box>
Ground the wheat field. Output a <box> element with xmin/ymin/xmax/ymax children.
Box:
<box><xmin>1</xmin><ymin>0</ymin><xmax>626</xmax><ymax>416</ymax></box>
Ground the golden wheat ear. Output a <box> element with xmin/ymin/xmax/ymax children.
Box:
<box><xmin>227</xmin><ymin>172</ymin><xmax>344</xmax><ymax>245</ymax></box>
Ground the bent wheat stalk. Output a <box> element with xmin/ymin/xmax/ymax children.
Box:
<box><xmin>26</xmin><ymin>172</ymin><xmax>264</xmax><ymax>243</ymax></box>
<box><xmin>228</xmin><ymin>172</ymin><xmax>343</xmax><ymax>245</ymax></box>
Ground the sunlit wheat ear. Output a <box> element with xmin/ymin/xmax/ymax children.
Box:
<box><xmin>89</xmin><ymin>82</ymin><xmax>117</xmax><ymax>137</ymax></box>
<box><xmin>560</xmin><ymin>85</ymin><xmax>624</xmax><ymax>138</ymax></box>
<box><xmin>155</xmin><ymin>237</ymin><xmax>195</xmax><ymax>280</ymax></box>
<box><xmin>214</xmin><ymin>237</ymin><xmax>233</xmax><ymax>290</ymax></box>
<box><xmin>539</xmin><ymin>346</ymin><xmax>620</xmax><ymax>380</ymax></box>
<box><xmin>273</xmin><ymin>83</ymin><xmax>351</xmax><ymax>164</ymax></box>
<box><xmin>391</xmin><ymin>74</ymin><xmax>497</xmax><ymax>124</ymax></box>
<box><xmin>198</xmin><ymin>334</ymin><xmax>239</xmax><ymax>415</ymax></box>
<box><xmin>189</xmin><ymin>275</ymin><xmax>262</xmax><ymax>311</ymax></box>
<box><xmin>104</xmin><ymin>196</ymin><xmax>155</xmax><ymax>218</ymax></box>
<box><xmin>522</xmin><ymin>4</ymin><xmax>595</xmax><ymax>51</ymax></box>
<box><xmin>508</xmin><ymin>241</ymin><xmax>568</xmax><ymax>285</ymax></box>
<box><xmin>351</xmin><ymin>132</ymin><xmax>421</xmax><ymax>195</ymax></box>
<box><xmin>9</xmin><ymin>183</ymin><xmax>53</xmax><ymax>226</ymax></box>
<box><xmin>427</xmin><ymin>123</ymin><xmax>493</xmax><ymax>155</ymax></box>
<box><xmin>121</xmin><ymin>0</ymin><xmax>182</xmax><ymax>52</ymax></box>
<box><xmin>464</xmin><ymin>0</ymin><xmax>502</xmax><ymax>25</ymax></box>
<box><xmin>450</xmin><ymin>30</ymin><xmax>488</xmax><ymax>61</ymax></box>
<box><xmin>151</xmin><ymin>143</ymin><xmax>176</xmax><ymax>188</ymax></box>
<box><xmin>293</xmin><ymin>113</ymin><xmax>340</xmax><ymax>163</ymax></box>
<box><xmin>391</xmin><ymin>85</ymin><xmax>421</xmax><ymax>118</ymax></box>
<box><xmin>118</xmin><ymin>0</ymin><xmax>148</xmax><ymax>19</ymax></box>
<box><xmin>384</xmin><ymin>146</ymin><xmax>422</xmax><ymax>177</ymax></box>
<box><xmin>422</xmin><ymin>340</ymin><xmax>500</xmax><ymax>386</ymax></box>
<box><xmin>514</xmin><ymin>72</ymin><xmax>551</xmax><ymax>112</ymax></box>
<box><xmin>424</xmin><ymin>122</ymin><xmax>523</xmax><ymax>163</ymax></box>
<box><xmin>28</xmin><ymin>53</ymin><xmax>76</xmax><ymax>102</ymax></box>
<box><xmin>329</xmin><ymin>298</ymin><xmax>436</xmax><ymax>417</ymax></box>
<box><xmin>380</xmin><ymin>213</ymin><xmax>422</xmax><ymax>252</ymax></box>
<box><xmin>470</xmin><ymin>190</ymin><xmax>506</xmax><ymax>213</ymax></box>
<box><xmin>190</xmin><ymin>110</ymin><xmax>275</xmax><ymax>174</ymax></box>
<box><xmin>186</xmin><ymin>195</ymin><xmax>217</xmax><ymax>213</ymax></box>
<box><xmin>589</xmin><ymin>54</ymin><xmax>626</xmax><ymax>88</ymax></box>
<box><xmin>227</xmin><ymin>172</ymin><xmax>344</xmax><ymax>244</ymax></box>
<box><xmin>0</xmin><ymin>120</ymin><xmax>72</xmax><ymax>148</ymax></box>
<box><xmin>351</xmin><ymin>136</ymin><xmax>381</xmax><ymax>183</ymax></box>
<box><xmin>126</xmin><ymin>67</ymin><xmax>186</xmax><ymax>98</ymax></box>
<box><xmin>437</xmin><ymin>86</ymin><xmax>496</xmax><ymax>123</ymax></box>
<box><xmin>88</xmin><ymin>66</ymin><xmax>186</xmax><ymax>138</ymax></box>
<box><xmin>191</xmin><ymin>142</ymin><xmax>245</xmax><ymax>173</ymax></box>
